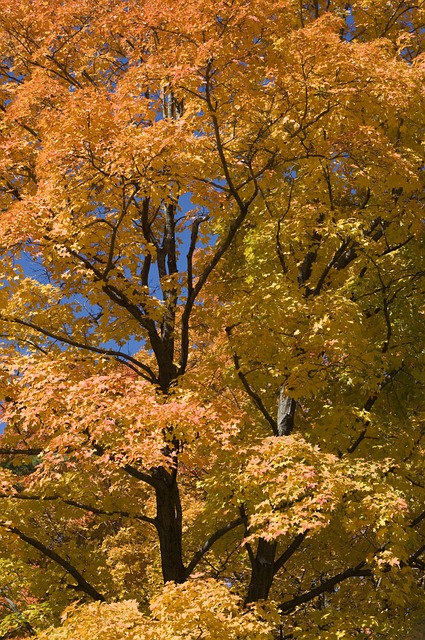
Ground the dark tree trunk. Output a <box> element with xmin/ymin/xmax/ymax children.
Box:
<box><xmin>245</xmin><ymin>539</ymin><xmax>277</xmax><ymax>604</ymax></box>
<box><xmin>157</xmin><ymin>357</ymin><xmax>178</xmax><ymax>394</ymax></box>
<box><xmin>245</xmin><ymin>388</ymin><xmax>296</xmax><ymax>604</ymax></box>
<box><xmin>154</xmin><ymin>467</ymin><xmax>186</xmax><ymax>584</ymax></box>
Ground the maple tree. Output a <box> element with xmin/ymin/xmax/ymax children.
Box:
<box><xmin>0</xmin><ymin>0</ymin><xmax>424</xmax><ymax>637</ymax></box>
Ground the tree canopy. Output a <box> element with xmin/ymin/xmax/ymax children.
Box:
<box><xmin>0</xmin><ymin>0</ymin><xmax>424</xmax><ymax>637</ymax></box>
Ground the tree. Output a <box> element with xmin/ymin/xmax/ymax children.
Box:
<box><xmin>0</xmin><ymin>0</ymin><xmax>424</xmax><ymax>637</ymax></box>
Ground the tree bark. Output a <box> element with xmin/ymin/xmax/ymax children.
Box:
<box><xmin>277</xmin><ymin>388</ymin><xmax>296</xmax><ymax>436</ymax></box>
<box><xmin>245</xmin><ymin>388</ymin><xmax>296</xmax><ymax>603</ymax></box>
<box><xmin>245</xmin><ymin>539</ymin><xmax>277</xmax><ymax>603</ymax></box>
<box><xmin>153</xmin><ymin>467</ymin><xmax>186</xmax><ymax>583</ymax></box>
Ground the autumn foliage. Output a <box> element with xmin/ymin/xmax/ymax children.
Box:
<box><xmin>0</xmin><ymin>0</ymin><xmax>424</xmax><ymax>637</ymax></box>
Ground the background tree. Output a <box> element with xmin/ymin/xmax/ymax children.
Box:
<box><xmin>0</xmin><ymin>0</ymin><xmax>424</xmax><ymax>637</ymax></box>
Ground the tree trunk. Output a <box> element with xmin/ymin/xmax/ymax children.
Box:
<box><xmin>245</xmin><ymin>388</ymin><xmax>296</xmax><ymax>603</ymax></box>
<box><xmin>245</xmin><ymin>539</ymin><xmax>277</xmax><ymax>603</ymax></box>
<box><xmin>154</xmin><ymin>467</ymin><xmax>186</xmax><ymax>583</ymax></box>
<box><xmin>277</xmin><ymin>387</ymin><xmax>296</xmax><ymax>436</ymax></box>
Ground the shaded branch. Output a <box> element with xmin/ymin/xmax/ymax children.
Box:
<box><xmin>278</xmin><ymin>561</ymin><xmax>372</xmax><ymax>614</ymax></box>
<box><xmin>0</xmin><ymin>523</ymin><xmax>105</xmax><ymax>602</ymax></box>
<box><xmin>123</xmin><ymin>463</ymin><xmax>159</xmax><ymax>489</ymax></box>
<box><xmin>408</xmin><ymin>544</ymin><xmax>425</xmax><ymax>567</ymax></box>
<box><xmin>0</xmin><ymin>448</ymin><xmax>42</xmax><ymax>456</ymax></box>
<box><xmin>0</xmin><ymin>492</ymin><xmax>156</xmax><ymax>526</ymax></box>
<box><xmin>240</xmin><ymin>504</ymin><xmax>256</xmax><ymax>565</ymax></box>
<box><xmin>273</xmin><ymin>532</ymin><xmax>307</xmax><ymax>576</ymax></box>
<box><xmin>228</xmin><ymin>347</ymin><xmax>277</xmax><ymax>434</ymax></box>
<box><xmin>275</xmin><ymin>180</ymin><xmax>294</xmax><ymax>275</ymax></box>
<box><xmin>347</xmin><ymin>368</ymin><xmax>402</xmax><ymax>454</ymax></box>
<box><xmin>346</xmin><ymin>394</ymin><xmax>378</xmax><ymax>455</ymax></box>
<box><xmin>101</xmin><ymin>184</ymin><xmax>130</xmax><ymax>280</ymax></box>
<box><xmin>0</xmin><ymin>595</ymin><xmax>36</xmax><ymax>636</ymax></box>
<box><xmin>184</xmin><ymin>515</ymin><xmax>246</xmax><ymax>578</ymax></box>
<box><xmin>0</xmin><ymin>102</ymin><xmax>39</xmax><ymax>139</ymax></box>
<box><xmin>411</xmin><ymin>509</ymin><xmax>425</xmax><ymax>529</ymax></box>
<box><xmin>186</xmin><ymin>217</ymin><xmax>204</xmax><ymax>298</ymax></box>
<box><xmin>311</xmin><ymin>238</ymin><xmax>352</xmax><ymax>296</ymax></box>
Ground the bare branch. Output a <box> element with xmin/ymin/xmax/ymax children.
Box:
<box><xmin>186</xmin><ymin>217</ymin><xmax>204</xmax><ymax>298</ymax></box>
<box><xmin>3</xmin><ymin>316</ymin><xmax>157</xmax><ymax>383</ymax></box>
<box><xmin>179</xmin><ymin>201</ymin><xmax>250</xmax><ymax>374</ymax></box>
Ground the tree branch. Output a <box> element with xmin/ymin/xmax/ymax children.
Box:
<box><xmin>0</xmin><ymin>523</ymin><xmax>105</xmax><ymax>602</ymax></box>
<box><xmin>179</xmin><ymin>60</ymin><xmax>258</xmax><ymax>375</ymax></box>
<box><xmin>311</xmin><ymin>238</ymin><xmax>352</xmax><ymax>296</ymax></box>
<box><xmin>229</xmin><ymin>349</ymin><xmax>277</xmax><ymax>434</ymax></box>
<box><xmin>186</xmin><ymin>217</ymin><xmax>204</xmax><ymax>298</ymax></box>
<box><xmin>184</xmin><ymin>515</ymin><xmax>246</xmax><ymax>578</ymax></box>
<box><xmin>273</xmin><ymin>532</ymin><xmax>307</xmax><ymax>576</ymax></box>
<box><xmin>123</xmin><ymin>463</ymin><xmax>159</xmax><ymax>489</ymax></box>
<box><xmin>347</xmin><ymin>368</ymin><xmax>402</xmax><ymax>454</ymax></box>
<box><xmin>278</xmin><ymin>561</ymin><xmax>372</xmax><ymax>614</ymax></box>
<box><xmin>0</xmin><ymin>448</ymin><xmax>42</xmax><ymax>456</ymax></box>
<box><xmin>0</xmin><ymin>492</ymin><xmax>156</xmax><ymax>526</ymax></box>
<box><xmin>410</xmin><ymin>509</ymin><xmax>425</xmax><ymax>529</ymax></box>
<box><xmin>408</xmin><ymin>544</ymin><xmax>425</xmax><ymax>567</ymax></box>
<box><xmin>274</xmin><ymin>180</ymin><xmax>294</xmax><ymax>275</ymax></box>
<box><xmin>3</xmin><ymin>316</ymin><xmax>157</xmax><ymax>383</ymax></box>
<box><xmin>276</xmin><ymin>387</ymin><xmax>296</xmax><ymax>436</ymax></box>
<box><xmin>179</xmin><ymin>201</ymin><xmax>250</xmax><ymax>374</ymax></box>
<box><xmin>0</xmin><ymin>447</ymin><xmax>159</xmax><ymax>491</ymax></box>
<box><xmin>203</xmin><ymin>60</ymin><xmax>246</xmax><ymax>213</ymax></box>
